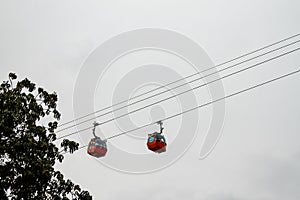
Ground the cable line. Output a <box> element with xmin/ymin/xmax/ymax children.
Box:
<box><xmin>58</xmin><ymin>33</ymin><xmax>300</xmax><ymax>128</ymax></box>
<box><xmin>56</xmin><ymin>47</ymin><xmax>300</xmax><ymax>140</ymax></box>
<box><xmin>72</xmin><ymin>67</ymin><xmax>300</xmax><ymax>151</ymax></box>
<box><xmin>56</xmin><ymin>39</ymin><xmax>300</xmax><ymax>133</ymax></box>
<box><xmin>106</xmin><ymin>68</ymin><xmax>300</xmax><ymax>139</ymax></box>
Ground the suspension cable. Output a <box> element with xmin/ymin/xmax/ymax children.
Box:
<box><xmin>56</xmin><ymin>47</ymin><xmax>300</xmax><ymax>140</ymax></box>
<box><xmin>71</xmin><ymin>67</ymin><xmax>300</xmax><ymax>152</ymax></box>
<box><xmin>58</xmin><ymin>33</ymin><xmax>300</xmax><ymax>128</ymax></box>
<box><xmin>56</xmin><ymin>39</ymin><xmax>300</xmax><ymax>133</ymax></box>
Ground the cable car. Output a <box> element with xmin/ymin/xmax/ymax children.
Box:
<box><xmin>147</xmin><ymin>121</ymin><xmax>167</xmax><ymax>153</ymax></box>
<box><xmin>87</xmin><ymin>137</ymin><xmax>107</xmax><ymax>158</ymax></box>
<box><xmin>87</xmin><ymin>122</ymin><xmax>107</xmax><ymax>158</ymax></box>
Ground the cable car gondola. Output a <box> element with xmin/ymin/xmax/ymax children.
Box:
<box><xmin>147</xmin><ymin>121</ymin><xmax>167</xmax><ymax>153</ymax></box>
<box><xmin>87</xmin><ymin>122</ymin><xmax>107</xmax><ymax>158</ymax></box>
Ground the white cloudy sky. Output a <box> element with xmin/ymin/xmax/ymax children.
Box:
<box><xmin>1</xmin><ymin>1</ymin><xmax>300</xmax><ymax>199</ymax></box>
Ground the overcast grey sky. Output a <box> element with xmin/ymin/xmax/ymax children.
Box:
<box><xmin>1</xmin><ymin>0</ymin><xmax>300</xmax><ymax>199</ymax></box>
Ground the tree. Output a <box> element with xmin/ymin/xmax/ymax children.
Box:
<box><xmin>0</xmin><ymin>73</ymin><xmax>92</xmax><ymax>200</ymax></box>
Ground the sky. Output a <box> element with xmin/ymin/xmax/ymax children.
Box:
<box><xmin>1</xmin><ymin>0</ymin><xmax>300</xmax><ymax>199</ymax></box>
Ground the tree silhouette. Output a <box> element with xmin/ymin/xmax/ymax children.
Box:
<box><xmin>0</xmin><ymin>73</ymin><xmax>92</xmax><ymax>199</ymax></box>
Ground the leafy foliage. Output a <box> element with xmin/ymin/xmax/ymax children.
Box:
<box><xmin>0</xmin><ymin>73</ymin><xmax>92</xmax><ymax>200</ymax></box>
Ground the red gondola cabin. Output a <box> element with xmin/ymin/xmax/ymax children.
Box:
<box><xmin>87</xmin><ymin>138</ymin><xmax>107</xmax><ymax>158</ymax></box>
<box><xmin>147</xmin><ymin>121</ymin><xmax>167</xmax><ymax>153</ymax></box>
<box><xmin>147</xmin><ymin>133</ymin><xmax>167</xmax><ymax>153</ymax></box>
